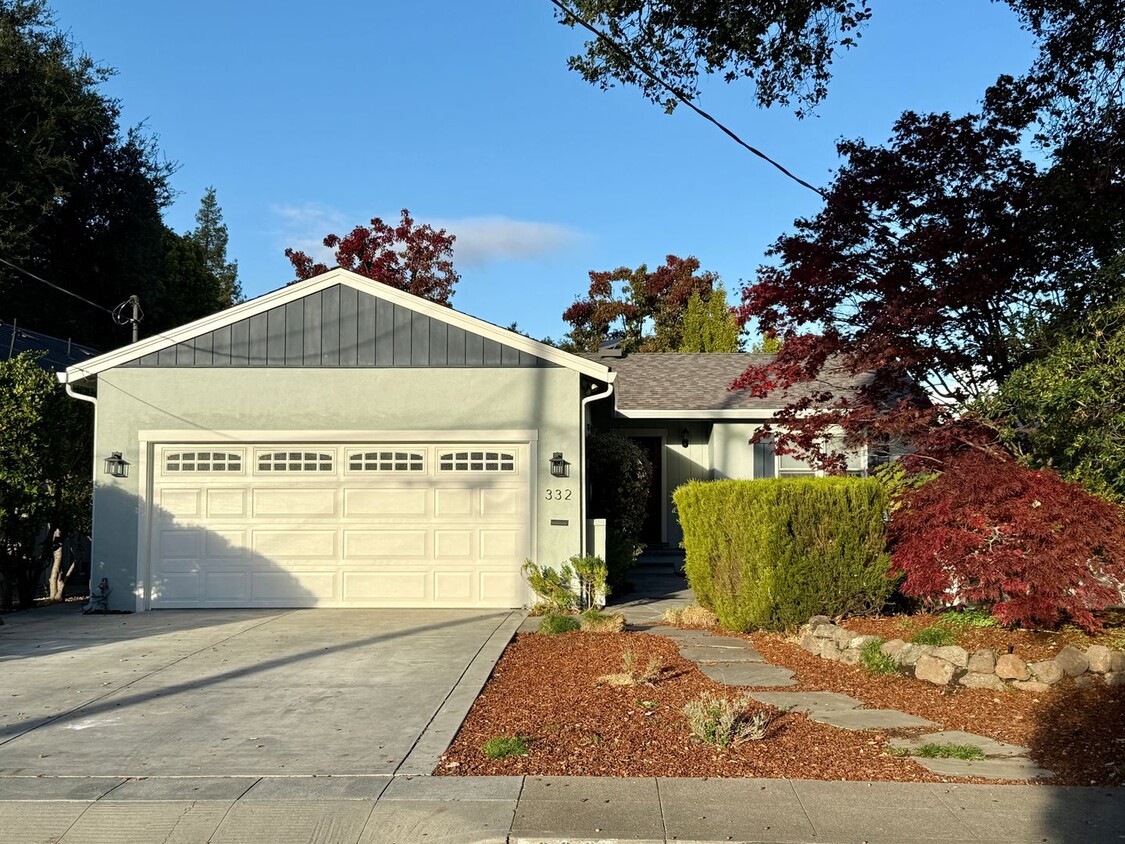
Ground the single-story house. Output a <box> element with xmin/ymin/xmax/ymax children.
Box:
<box><xmin>60</xmin><ymin>268</ymin><xmax>866</xmax><ymax>612</ymax></box>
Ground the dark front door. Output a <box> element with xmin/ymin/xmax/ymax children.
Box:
<box><xmin>629</xmin><ymin>435</ymin><xmax>664</xmax><ymax>545</ymax></box>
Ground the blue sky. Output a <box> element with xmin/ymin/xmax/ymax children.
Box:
<box><xmin>48</xmin><ymin>1</ymin><xmax>1037</xmax><ymax>342</ymax></box>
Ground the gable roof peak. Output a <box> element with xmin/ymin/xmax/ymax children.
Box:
<box><xmin>61</xmin><ymin>268</ymin><xmax>612</xmax><ymax>380</ymax></box>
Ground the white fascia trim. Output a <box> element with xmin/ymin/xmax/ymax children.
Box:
<box><xmin>64</xmin><ymin>268</ymin><xmax>614</xmax><ymax>381</ymax></box>
<box><xmin>613</xmin><ymin>408</ymin><xmax>784</xmax><ymax>420</ymax></box>
<box><xmin>136</xmin><ymin>428</ymin><xmax>541</xmax><ymax>444</ymax></box>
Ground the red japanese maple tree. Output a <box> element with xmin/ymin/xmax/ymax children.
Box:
<box><xmin>731</xmin><ymin>108</ymin><xmax>1055</xmax><ymax>468</ymax></box>
<box><xmin>285</xmin><ymin>208</ymin><xmax>459</xmax><ymax>305</ymax></box>
<box><xmin>888</xmin><ymin>451</ymin><xmax>1125</xmax><ymax>632</ymax></box>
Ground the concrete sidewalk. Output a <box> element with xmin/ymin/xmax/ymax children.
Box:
<box><xmin>0</xmin><ymin>774</ymin><xmax>1120</xmax><ymax>843</ymax></box>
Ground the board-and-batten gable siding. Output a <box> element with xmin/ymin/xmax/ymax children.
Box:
<box><xmin>123</xmin><ymin>284</ymin><xmax>553</xmax><ymax>369</ymax></box>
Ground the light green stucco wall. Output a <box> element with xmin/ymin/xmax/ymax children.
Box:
<box><xmin>709</xmin><ymin>423</ymin><xmax>764</xmax><ymax>480</ymax></box>
<box><xmin>90</xmin><ymin>366</ymin><xmax>584</xmax><ymax>610</ymax></box>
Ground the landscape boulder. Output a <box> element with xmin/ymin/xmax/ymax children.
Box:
<box><xmin>967</xmin><ymin>648</ymin><xmax>996</xmax><ymax>674</ymax></box>
<box><xmin>880</xmin><ymin>639</ymin><xmax>906</xmax><ymax>658</ymax></box>
<box><xmin>995</xmin><ymin>654</ymin><xmax>1030</xmax><ymax>681</ymax></box>
<box><xmin>959</xmin><ymin>672</ymin><xmax>1006</xmax><ymax>690</ymax></box>
<box><xmin>1073</xmin><ymin>674</ymin><xmax>1096</xmax><ymax>688</ymax></box>
<box><xmin>1028</xmin><ymin>660</ymin><xmax>1064</xmax><ymax>686</ymax></box>
<box><xmin>1085</xmin><ymin>645</ymin><xmax>1112</xmax><ymax>674</ymax></box>
<box><xmin>1054</xmin><ymin>646</ymin><xmax>1089</xmax><ymax>677</ymax></box>
<box><xmin>1105</xmin><ymin>672</ymin><xmax>1125</xmax><ymax>688</ymax></box>
<box><xmin>915</xmin><ymin>654</ymin><xmax>956</xmax><ymax>686</ymax></box>
<box><xmin>1111</xmin><ymin>651</ymin><xmax>1125</xmax><ymax>674</ymax></box>
<box><xmin>1012</xmin><ymin>680</ymin><xmax>1051</xmax><ymax>694</ymax></box>
<box><xmin>849</xmin><ymin>635</ymin><xmax>883</xmax><ymax>651</ymax></box>
<box><xmin>932</xmin><ymin>645</ymin><xmax>969</xmax><ymax>669</ymax></box>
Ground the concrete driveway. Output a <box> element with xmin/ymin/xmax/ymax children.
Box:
<box><xmin>0</xmin><ymin>604</ymin><xmax>519</xmax><ymax>778</ymax></box>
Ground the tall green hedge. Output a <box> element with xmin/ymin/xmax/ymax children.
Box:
<box><xmin>673</xmin><ymin>477</ymin><xmax>894</xmax><ymax>631</ymax></box>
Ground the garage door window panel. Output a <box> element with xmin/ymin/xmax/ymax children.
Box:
<box><xmin>257</xmin><ymin>450</ymin><xmax>335</xmax><ymax>473</ymax></box>
<box><xmin>164</xmin><ymin>451</ymin><xmax>244</xmax><ymax>474</ymax></box>
<box><xmin>347</xmin><ymin>450</ymin><xmax>426</xmax><ymax>473</ymax></box>
<box><xmin>438</xmin><ymin>450</ymin><xmax>516</xmax><ymax>473</ymax></box>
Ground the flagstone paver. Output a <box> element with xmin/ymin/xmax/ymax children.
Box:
<box><xmin>678</xmin><ymin>645</ymin><xmax>763</xmax><ymax>663</ymax></box>
<box><xmin>889</xmin><ymin>731</ymin><xmax>1031</xmax><ymax>759</ymax></box>
<box><xmin>643</xmin><ymin>621</ymin><xmax>1052</xmax><ymax>778</ymax></box>
<box><xmin>696</xmin><ymin>661</ymin><xmax>797</xmax><ymax>687</ymax></box>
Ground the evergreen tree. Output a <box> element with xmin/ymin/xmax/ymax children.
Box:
<box><xmin>678</xmin><ymin>287</ymin><xmax>740</xmax><ymax>352</ymax></box>
<box><xmin>189</xmin><ymin>187</ymin><xmax>241</xmax><ymax>306</ymax></box>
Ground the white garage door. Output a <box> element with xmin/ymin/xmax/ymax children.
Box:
<box><xmin>147</xmin><ymin>443</ymin><xmax>530</xmax><ymax>608</ymax></box>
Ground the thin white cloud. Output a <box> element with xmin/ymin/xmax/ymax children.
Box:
<box><xmin>272</xmin><ymin>205</ymin><xmax>582</xmax><ymax>270</ymax></box>
<box><xmin>271</xmin><ymin>202</ymin><xmax>348</xmax><ymax>266</ymax></box>
<box><xmin>433</xmin><ymin>216</ymin><xmax>582</xmax><ymax>267</ymax></box>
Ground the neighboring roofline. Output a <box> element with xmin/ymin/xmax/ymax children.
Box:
<box><xmin>613</xmin><ymin>408</ymin><xmax>784</xmax><ymax>420</ymax></box>
<box><xmin>60</xmin><ymin>268</ymin><xmax>614</xmax><ymax>381</ymax></box>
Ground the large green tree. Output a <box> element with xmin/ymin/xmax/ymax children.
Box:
<box><xmin>0</xmin><ymin>0</ymin><xmax>237</xmax><ymax>351</ymax></box>
<box><xmin>678</xmin><ymin>287</ymin><xmax>740</xmax><ymax>353</ymax></box>
<box><xmin>0</xmin><ymin>353</ymin><xmax>91</xmax><ymax>609</ymax></box>
<box><xmin>994</xmin><ymin>274</ymin><xmax>1125</xmax><ymax>502</ymax></box>
<box><xmin>556</xmin><ymin>1</ymin><xmax>1123</xmax><ymax>133</ymax></box>
<box><xmin>561</xmin><ymin>255</ymin><xmax>720</xmax><ymax>353</ymax></box>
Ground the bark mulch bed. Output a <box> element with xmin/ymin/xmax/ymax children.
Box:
<box><xmin>438</xmin><ymin>628</ymin><xmax>1124</xmax><ymax>786</ymax></box>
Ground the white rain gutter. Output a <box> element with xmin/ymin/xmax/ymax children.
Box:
<box><xmin>579</xmin><ymin>377</ymin><xmax>615</xmax><ymax>555</ymax></box>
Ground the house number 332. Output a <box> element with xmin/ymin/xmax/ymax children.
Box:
<box><xmin>544</xmin><ymin>489</ymin><xmax>572</xmax><ymax>500</ymax></box>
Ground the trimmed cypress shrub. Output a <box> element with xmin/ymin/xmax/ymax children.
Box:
<box><xmin>673</xmin><ymin>477</ymin><xmax>894</xmax><ymax>631</ymax></box>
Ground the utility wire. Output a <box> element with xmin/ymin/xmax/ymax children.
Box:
<box><xmin>550</xmin><ymin>0</ymin><xmax>830</xmax><ymax>202</ymax></box>
<box><xmin>0</xmin><ymin>256</ymin><xmax>114</xmax><ymax>315</ymax></box>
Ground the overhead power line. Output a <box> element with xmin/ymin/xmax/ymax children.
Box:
<box><xmin>549</xmin><ymin>0</ymin><xmax>830</xmax><ymax>202</ymax></box>
<box><xmin>0</xmin><ymin>256</ymin><xmax>114</xmax><ymax>315</ymax></box>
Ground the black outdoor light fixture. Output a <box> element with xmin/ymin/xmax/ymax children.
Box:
<box><xmin>549</xmin><ymin>452</ymin><xmax>570</xmax><ymax>478</ymax></box>
<box><xmin>103</xmin><ymin>451</ymin><xmax>130</xmax><ymax>478</ymax></box>
<box><xmin>681</xmin><ymin>428</ymin><xmax>690</xmax><ymax>448</ymax></box>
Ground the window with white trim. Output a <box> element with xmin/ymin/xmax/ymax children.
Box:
<box><xmin>256</xmin><ymin>450</ymin><xmax>334</xmax><ymax>472</ymax></box>
<box><xmin>164</xmin><ymin>451</ymin><xmax>243</xmax><ymax>473</ymax></box>
<box><xmin>347</xmin><ymin>450</ymin><xmax>425</xmax><ymax>473</ymax></box>
<box><xmin>777</xmin><ymin>438</ymin><xmax>865</xmax><ymax>478</ymax></box>
<box><xmin>438</xmin><ymin>450</ymin><xmax>516</xmax><ymax>473</ymax></box>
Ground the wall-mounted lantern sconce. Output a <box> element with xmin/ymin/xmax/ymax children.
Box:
<box><xmin>681</xmin><ymin>428</ymin><xmax>690</xmax><ymax>448</ymax></box>
<box><xmin>103</xmin><ymin>451</ymin><xmax>130</xmax><ymax>478</ymax></box>
<box><xmin>549</xmin><ymin>452</ymin><xmax>570</xmax><ymax>478</ymax></box>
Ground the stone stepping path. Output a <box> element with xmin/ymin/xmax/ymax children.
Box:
<box><xmin>748</xmin><ymin>690</ymin><xmax>936</xmax><ymax>731</ymax></box>
<box><xmin>641</xmin><ymin>627</ymin><xmax>795</xmax><ymax>687</ymax></box>
<box><xmin>640</xmin><ymin>624</ymin><xmax>1054</xmax><ymax>780</ymax></box>
<box><xmin>888</xmin><ymin>731</ymin><xmax>1054</xmax><ymax>780</ymax></box>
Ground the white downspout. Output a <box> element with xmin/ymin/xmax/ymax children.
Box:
<box><xmin>579</xmin><ymin>377</ymin><xmax>614</xmax><ymax>556</ymax></box>
<box><xmin>61</xmin><ymin>371</ymin><xmax>98</xmax><ymax>607</ymax></box>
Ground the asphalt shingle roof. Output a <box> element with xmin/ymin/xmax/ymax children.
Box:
<box><xmin>586</xmin><ymin>352</ymin><xmax>870</xmax><ymax>412</ymax></box>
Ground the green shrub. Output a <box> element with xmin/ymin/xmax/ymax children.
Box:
<box><xmin>522</xmin><ymin>560</ymin><xmax>577</xmax><ymax>612</ymax></box>
<box><xmin>587</xmin><ymin>431</ymin><xmax>652</xmax><ymax>588</ymax></box>
<box><xmin>481</xmin><ymin>736</ymin><xmax>530</xmax><ymax>759</ymax></box>
<box><xmin>911</xmin><ymin>625</ymin><xmax>956</xmax><ymax>646</ymax></box>
<box><xmin>674</xmin><ymin>477</ymin><xmax>895</xmax><ymax>631</ymax></box>
<box><xmin>570</xmin><ymin>555</ymin><xmax>609</xmax><ymax>609</ymax></box>
<box><xmin>859</xmin><ymin>638</ymin><xmax>897</xmax><ymax>675</ymax></box>
<box><xmin>941</xmin><ymin>607</ymin><xmax>998</xmax><ymax>629</ymax></box>
<box><xmin>537</xmin><ymin>614</ymin><xmax>581</xmax><ymax>635</ymax></box>
<box><xmin>579</xmin><ymin>608</ymin><xmax>625</xmax><ymax>632</ymax></box>
<box><xmin>682</xmin><ymin>691</ymin><xmax>775</xmax><ymax>747</ymax></box>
